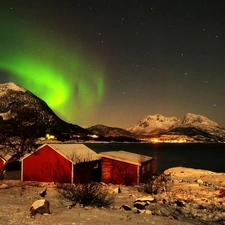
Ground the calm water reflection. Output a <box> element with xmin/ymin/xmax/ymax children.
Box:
<box><xmin>85</xmin><ymin>143</ymin><xmax>225</xmax><ymax>174</ymax></box>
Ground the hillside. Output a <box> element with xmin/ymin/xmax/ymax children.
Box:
<box><xmin>87</xmin><ymin>124</ymin><xmax>134</xmax><ymax>137</ymax></box>
<box><xmin>0</xmin><ymin>82</ymin><xmax>90</xmax><ymax>137</ymax></box>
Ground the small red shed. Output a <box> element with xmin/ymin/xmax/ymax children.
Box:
<box><xmin>0</xmin><ymin>151</ymin><xmax>21</xmax><ymax>180</ymax></box>
<box><xmin>98</xmin><ymin>151</ymin><xmax>153</xmax><ymax>185</ymax></box>
<box><xmin>0</xmin><ymin>152</ymin><xmax>14</xmax><ymax>171</ymax></box>
<box><xmin>21</xmin><ymin>143</ymin><xmax>101</xmax><ymax>183</ymax></box>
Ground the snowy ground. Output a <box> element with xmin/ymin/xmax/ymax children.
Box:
<box><xmin>1</xmin><ymin>167</ymin><xmax>225</xmax><ymax>225</ymax></box>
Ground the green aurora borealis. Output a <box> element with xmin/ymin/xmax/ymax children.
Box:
<box><xmin>0</xmin><ymin>16</ymin><xmax>105</xmax><ymax>124</ymax></box>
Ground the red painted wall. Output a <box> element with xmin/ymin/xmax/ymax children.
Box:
<box><xmin>22</xmin><ymin>145</ymin><xmax>72</xmax><ymax>183</ymax></box>
<box><xmin>0</xmin><ymin>158</ymin><xmax>5</xmax><ymax>170</ymax></box>
<box><xmin>101</xmin><ymin>158</ymin><xmax>138</xmax><ymax>185</ymax></box>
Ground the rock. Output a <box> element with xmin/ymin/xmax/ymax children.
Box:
<box><xmin>133</xmin><ymin>202</ymin><xmax>147</xmax><ymax>210</ymax></box>
<box><xmin>137</xmin><ymin>209</ymin><xmax>152</xmax><ymax>214</ymax></box>
<box><xmin>174</xmin><ymin>200</ymin><xmax>185</xmax><ymax>207</ymax></box>
<box><xmin>134</xmin><ymin>196</ymin><xmax>154</xmax><ymax>202</ymax></box>
<box><xmin>120</xmin><ymin>205</ymin><xmax>132</xmax><ymax>211</ymax></box>
<box><xmin>197</xmin><ymin>179</ymin><xmax>204</xmax><ymax>185</ymax></box>
<box><xmin>30</xmin><ymin>199</ymin><xmax>51</xmax><ymax>217</ymax></box>
<box><xmin>112</xmin><ymin>187</ymin><xmax>121</xmax><ymax>193</ymax></box>
<box><xmin>39</xmin><ymin>188</ymin><xmax>47</xmax><ymax>197</ymax></box>
<box><xmin>129</xmin><ymin>194</ymin><xmax>136</xmax><ymax>198</ymax></box>
<box><xmin>0</xmin><ymin>184</ymin><xmax>8</xmax><ymax>189</ymax></box>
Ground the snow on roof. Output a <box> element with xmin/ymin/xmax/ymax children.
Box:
<box><xmin>0</xmin><ymin>149</ymin><xmax>15</xmax><ymax>162</ymax></box>
<box><xmin>38</xmin><ymin>143</ymin><xmax>100</xmax><ymax>164</ymax></box>
<box><xmin>0</xmin><ymin>155</ymin><xmax>6</xmax><ymax>162</ymax></box>
<box><xmin>98</xmin><ymin>151</ymin><xmax>153</xmax><ymax>166</ymax></box>
<box><xmin>31</xmin><ymin>199</ymin><xmax>45</xmax><ymax>209</ymax></box>
<box><xmin>1</xmin><ymin>154</ymin><xmax>13</xmax><ymax>161</ymax></box>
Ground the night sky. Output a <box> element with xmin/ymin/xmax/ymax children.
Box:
<box><xmin>1</xmin><ymin>1</ymin><xmax>225</xmax><ymax>128</ymax></box>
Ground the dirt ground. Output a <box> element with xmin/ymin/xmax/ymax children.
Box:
<box><xmin>0</xmin><ymin>179</ymin><xmax>195</xmax><ymax>225</ymax></box>
<box><xmin>2</xmin><ymin>166</ymin><xmax>225</xmax><ymax>225</ymax></box>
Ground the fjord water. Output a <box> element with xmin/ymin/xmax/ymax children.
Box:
<box><xmin>86</xmin><ymin>143</ymin><xmax>225</xmax><ymax>174</ymax></box>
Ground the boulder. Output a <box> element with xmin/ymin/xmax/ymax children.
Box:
<box><xmin>133</xmin><ymin>202</ymin><xmax>147</xmax><ymax>210</ymax></box>
<box><xmin>197</xmin><ymin>179</ymin><xmax>204</xmax><ymax>185</ymax></box>
<box><xmin>0</xmin><ymin>184</ymin><xmax>8</xmax><ymax>189</ymax></box>
<box><xmin>120</xmin><ymin>205</ymin><xmax>132</xmax><ymax>211</ymax></box>
<box><xmin>30</xmin><ymin>199</ymin><xmax>51</xmax><ymax>217</ymax></box>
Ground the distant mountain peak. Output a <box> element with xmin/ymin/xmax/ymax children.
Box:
<box><xmin>127</xmin><ymin>114</ymin><xmax>179</xmax><ymax>135</ymax></box>
<box><xmin>127</xmin><ymin>113</ymin><xmax>225</xmax><ymax>142</ymax></box>
<box><xmin>180</xmin><ymin>113</ymin><xmax>219</xmax><ymax>127</ymax></box>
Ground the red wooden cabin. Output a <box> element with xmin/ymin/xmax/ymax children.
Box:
<box><xmin>0</xmin><ymin>151</ymin><xmax>22</xmax><ymax>180</ymax></box>
<box><xmin>98</xmin><ymin>151</ymin><xmax>153</xmax><ymax>185</ymax></box>
<box><xmin>21</xmin><ymin>143</ymin><xmax>101</xmax><ymax>183</ymax></box>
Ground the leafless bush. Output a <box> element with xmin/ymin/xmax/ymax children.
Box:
<box><xmin>144</xmin><ymin>174</ymin><xmax>173</xmax><ymax>195</ymax></box>
<box><xmin>57</xmin><ymin>182</ymin><xmax>115</xmax><ymax>208</ymax></box>
<box><xmin>118</xmin><ymin>170</ymin><xmax>134</xmax><ymax>186</ymax></box>
<box><xmin>143</xmin><ymin>175</ymin><xmax>156</xmax><ymax>194</ymax></box>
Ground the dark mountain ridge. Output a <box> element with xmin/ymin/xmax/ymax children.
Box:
<box><xmin>0</xmin><ymin>82</ymin><xmax>90</xmax><ymax>137</ymax></box>
<box><xmin>87</xmin><ymin>124</ymin><xmax>133</xmax><ymax>137</ymax></box>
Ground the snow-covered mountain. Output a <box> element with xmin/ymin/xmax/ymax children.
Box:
<box><xmin>178</xmin><ymin>113</ymin><xmax>220</xmax><ymax>127</ymax></box>
<box><xmin>0</xmin><ymin>82</ymin><xmax>89</xmax><ymax>136</ymax></box>
<box><xmin>127</xmin><ymin>113</ymin><xmax>225</xmax><ymax>142</ymax></box>
<box><xmin>168</xmin><ymin>113</ymin><xmax>225</xmax><ymax>142</ymax></box>
<box><xmin>127</xmin><ymin>114</ymin><xmax>180</xmax><ymax>135</ymax></box>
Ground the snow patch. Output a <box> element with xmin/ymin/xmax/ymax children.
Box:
<box><xmin>0</xmin><ymin>110</ymin><xmax>12</xmax><ymax>120</ymax></box>
<box><xmin>31</xmin><ymin>199</ymin><xmax>45</xmax><ymax>210</ymax></box>
<box><xmin>0</xmin><ymin>82</ymin><xmax>26</xmax><ymax>97</ymax></box>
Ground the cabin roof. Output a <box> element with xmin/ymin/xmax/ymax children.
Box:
<box><xmin>0</xmin><ymin>149</ymin><xmax>15</xmax><ymax>162</ymax></box>
<box><xmin>0</xmin><ymin>155</ymin><xmax>6</xmax><ymax>162</ymax></box>
<box><xmin>98</xmin><ymin>151</ymin><xmax>153</xmax><ymax>166</ymax></box>
<box><xmin>22</xmin><ymin>143</ymin><xmax>100</xmax><ymax>164</ymax></box>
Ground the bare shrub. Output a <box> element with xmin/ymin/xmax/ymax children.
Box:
<box><xmin>117</xmin><ymin>169</ymin><xmax>134</xmax><ymax>186</ymax></box>
<box><xmin>144</xmin><ymin>174</ymin><xmax>173</xmax><ymax>195</ymax></box>
<box><xmin>143</xmin><ymin>175</ymin><xmax>156</xmax><ymax>194</ymax></box>
<box><xmin>57</xmin><ymin>182</ymin><xmax>115</xmax><ymax>208</ymax></box>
